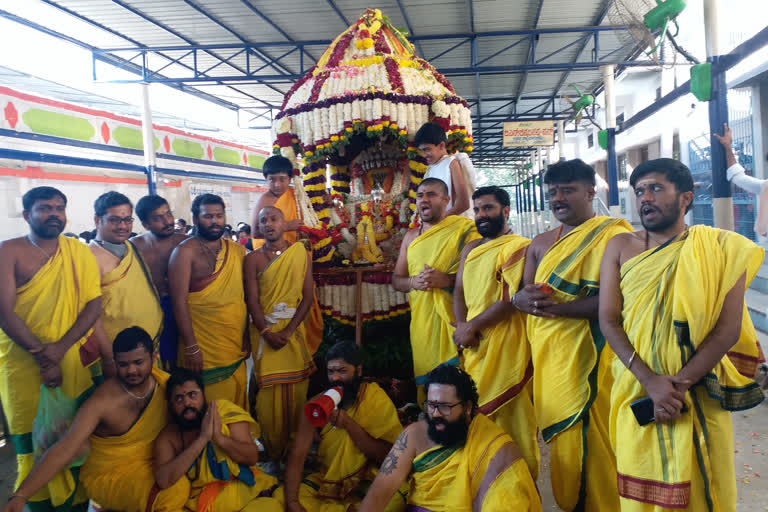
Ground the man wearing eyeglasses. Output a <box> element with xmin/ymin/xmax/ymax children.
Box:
<box><xmin>153</xmin><ymin>367</ymin><xmax>281</xmax><ymax>512</ymax></box>
<box><xmin>359</xmin><ymin>365</ymin><xmax>541</xmax><ymax>512</ymax></box>
<box><xmin>89</xmin><ymin>192</ymin><xmax>163</xmax><ymax>366</ymax></box>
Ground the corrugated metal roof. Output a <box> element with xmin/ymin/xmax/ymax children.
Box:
<box><xmin>1</xmin><ymin>0</ymin><xmax>657</xmax><ymax>165</ymax></box>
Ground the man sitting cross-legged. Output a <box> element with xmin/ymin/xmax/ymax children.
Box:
<box><xmin>153</xmin><ymin>368</ymin><xmax>282</xmax><ymax>512</ymax></box>
<box><xmin>359</xmin><ymin>365</ymin><xmax>541</xmax><ymax>512</ymax></box>
<box><xmin>277</xmin><ymin>341</ymin><xmax>407</xmax><ymax>512</ymax></box>
<box><xmin>3</xmin><ymin>326</ymin><xmax>189</xmax><ymax>512</ymax></box>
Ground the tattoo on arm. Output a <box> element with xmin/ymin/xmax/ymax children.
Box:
<box><xmin>380</xmin><ymin>432</ymin><xmax>408</xmax><ymax>475</ymax></box>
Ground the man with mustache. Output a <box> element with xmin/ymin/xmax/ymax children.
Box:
<box><xmin>153</xmin><ymin>368</ymin><xmax>281</xmax><ymax>511</ymax></box>
<box><xmin>169</xmin><ymin>193</ymin><xmax>249</xmax><ymax>408</ymax></box>
<box><xmin>600</xmin><ymin>159</ymin><xmax>765</xmax><ymax>511</ymax></box>
<box><xmin>3</xmin><ymin>327</ymin><xmax>190</xmax><ymax>512</ymax></box>
<box><xmin>131</xmin><ymin>195</ymin><xmax>188</xmax><ymax>370</ymax></box>
<box><xmin>89</xmin><ymin>192</ymin><xmax>163</xmax><ymax>367</ymax></box>
<box><xmin>0</xmin><ymin>186</ymin><xmax>106</xmax><ymax>511</ymax></box>
<box><xmin>519</xmin><ymin>159</ymin><xmax>630</xmax><ymax>511</ymax></box>
<box><xmin>280</xmin><ymin>342</ymin><xmax>405</xmax><ymax>512</ymax></box>
<box><xmin>452</xmin><ymin>186</ymin><xmax>538</xmax><ymax>479</ymax></box>
<box><xmin>392</xmin><ymin>178</ymin><xmax>480</xmax><ymax>403</ymax></box>
<box><xmin>359</xmin><ymin>364</ymin><xmax>540</xmax><ymax>512</ymax></box>
<box><xmin>244</xmin><ymin>206</ymin><xmax>315</xmax><ymax>460</ymax></box>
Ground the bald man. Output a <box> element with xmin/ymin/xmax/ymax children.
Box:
<box><xmin>244</xmin><ymin>206</ymin><xmax>315</xmax><ymax>460</ymax></box>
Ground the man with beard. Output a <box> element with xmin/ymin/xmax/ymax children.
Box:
<box><xmin>244</xmin><ymin>206</ymin><xmax>314</xmax><ymax>460</ymax></box>
<box><xmin>518</xmin><ymin>159</ymin><xmax>630</xmax><ymax>511</ymax></box>
<box><xmin>0</xmin><ymin>186</ymin><xmax>106</xmax><ymax>512</ymax></box>
<box><xmin>600</xmin><ymin>159</ymin><xmax>765</xmax><ymax>511</ymax></box>
<box><xmin>169</xmin><ymin>193</ymin><xmax>249</xmax><ymax>408</ymax></box>
<box><xmin>279</xmin><ymin>342</ymin><xmax>405</xmax><ymax>512</ymax></box>
<box><xmin>392</xmin><ymin>178</ymin><xmax>480</xmax><ymax>403</ymax></box>
<box><xmin>452</xmin><ymin>186</ymin><xmax>538</xmax><ymax>479</ymax></box>
<box><xmin>3</xmin><ymin>327</ymin><xmax>190</xmax><ymax>512</ymax></box>
<box><xmin>359</xmin><ymin>364</ymin><xmax>541</xmax><ymax>512</ymax></box>
<box><xmin>132</xmin><ymin>195</ymin><xmax>188</xmax><ymax>369</ymax></box>
<box><xmin>89</xmin><ymin>192</ymin><xmax>163</xmax><ymax>364</ymax></box>
<box><xmin>153</xmin><ymin>368</ymin><xmax>281</xmax><ymax>512</ymax></box>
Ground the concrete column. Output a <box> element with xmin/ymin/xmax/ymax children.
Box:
<box><xmin>140</xmin><ymin>83</ymin><xmax>157</xmax><ymax>195</ymax></box>
<box><xmin>659</xmin><ymin>68</ymin><xmax>675</xmax><ymax>158</ymax></box>
<box><xmin>704</xmin><ymin>0</ymin><xmax>734</xmax><ymax>230</ymax></box>
<box><xmin>557</xmin><ymin>120</ymin><xmax>565</xmax><ymax>161</ymax></box>
<box><xmin>753</xmin><ymin>83</ymin><xmax>768</xmax><ymax>181</ymax></box>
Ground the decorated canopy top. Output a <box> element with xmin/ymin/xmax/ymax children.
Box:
<box><xmin>272</xmin><ymin>8</ymin><xmax>474</xmax><ymax>168</ymax></box>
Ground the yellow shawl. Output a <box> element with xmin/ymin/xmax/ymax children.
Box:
<box><xmin>179</xmin><ymin>239</ymin><xmax>248</xmax><ymax>386</ymax></box>
<box><xmin>252</xmin><ymin>242</ymin><xmax>314</xmax><ymax>387</ymax></box>
<box><xmin>304</xmin><ymin>382</ymin><xmax>402</xmax><ymax>500</ymax></box>
<box><xmin>409</xmin><ymin>414</ymin><xmax>541</xmax><ymax>512</ymax></box>
<box><xmin>461</xmin><ymin>234</ymin><xmax>531</xmax><ymax>414</ymax></box>
<box><xmin>0</xmin><ymin>235</ymin><xmax>101</xmax><ymax>509</ymax></box>
<box><xmin>407</xmin><ymin>216</ymin><xmax>480</xmax><ymax>384</ymax></box>
<box><xmin>81</xmin><ymin>368</ymin><xmax>190</xmax><ymax>512</ymax></box>
<box><xmin>613</xmin><ymin>225</ymin><xmax>765</xmax><ymax>508</ymax></box>
<box><xmin>186</xmin><ymin>399</ymin><xmax>277</xmax><ymax>512</ymax></box>
<box><xmin>526</xmin><ymin>216</ymin><xmax>631</xmax><ymax>441</ymax></box>
<box><xmin>99</xmin><ymin>241</ymin><xmax>163</xmax><ymax>345</ymax></box>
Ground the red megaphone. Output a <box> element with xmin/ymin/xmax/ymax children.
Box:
<box><xmin>304</xmin><ymin>386</ymin><xmax>343</xmax><ymax>427</ymax></box>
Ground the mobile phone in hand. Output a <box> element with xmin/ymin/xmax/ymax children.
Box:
<box><xmin>630</xmin><ymin>396</ymin><xmax>688</xmax><ymax>426</ymax></box>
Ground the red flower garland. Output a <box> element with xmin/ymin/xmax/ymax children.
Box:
<box><xmin>281</xmin><ymin>65</ymin><xmax>316</xmax><ymax>111</ymax></box>
<box><xmin>384</xmin><ymin>57</ymin><xmax>404</xmax><ymax>94</ymax></box>
<box><xmin>374</xmin><ymin>30</ymin><xmax>390</xmax><ymax>54</ymax></box>
<box><xmin>328</xmin><ymin>32</ymin><xmax>354</xmax><ymax>68</ymax></box>
<box><xmin>308</xmin><ymin>70</ymin><xmax>330</xmax><ymax>103</ymax></box>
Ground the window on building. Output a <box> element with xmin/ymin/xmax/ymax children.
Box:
<box><xmin>640</xmin><ymin>146</ymin><xmax>649</xmax><ymax>162</ymax></box>
<box><xmin>673</xmin><ymin>133</ymin><xmax>680</xmax><ymax>160</ymax></box>
<box><xmin>616</xmin><ymin>112</ymin><xmax>625</xmax><ymax>126</ymax></box>
<box><xmin>618</xmin><ymin>154</ymin><xmax>628</xmax><ymax>181</ymax></box>
<box><xmin>588</xmin><ymin>133</ymin><xmax>594</xmax><ymax>148</ymax></box>
<box><xmin>656</xmin><ymin>87</ymin><xmax>662</xmax><ymax>101</ymax></box>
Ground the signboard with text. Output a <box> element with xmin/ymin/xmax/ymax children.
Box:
<box><xmin>502</xmin><ymin>121</ymin><xmax>555</xmax><ymax>147</ymax></box>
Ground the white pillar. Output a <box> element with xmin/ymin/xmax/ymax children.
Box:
<box><xmin>601</xmin><ymin>65</ymin><xmax>617</xmax><ymax>130</ymax></box>
<box><xmin>557</xmin><ymin>120</ymin><xmax>565</xmax><ymax>160</ymax></box>
<box><xmin>140</xmin><ymin>83</ymin><xmax>157</xmax><ymax>194</ymax></box>
<box><xmin>704</xmin><ymin>0</ymin><xmax>733</xmax><ymax>230</ymax></box>
<box><xmin>659</xmin><ymin>67</ymin><xmax>675</xmax><ymax>158</ymax></box>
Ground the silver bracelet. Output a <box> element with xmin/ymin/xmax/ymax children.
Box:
<box><xmin>627</xmin><ymin>350</ymin><xmax>637</xmax><ymax>369</ymax></box>
<box><xmin>511</xmin><ymin>293</ymin><xmax>520</xmax><ymax>310</ymax></box>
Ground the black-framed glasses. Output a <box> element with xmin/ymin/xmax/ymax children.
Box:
<box><xmin>105</xmin><ymin>216</ymin><xmax>134</xmax><ymax>226</ymax></box>
<box><xmin>423</xmin><ymin>401</ymin><xmax>463</xmax><ymax>416</ymax></box>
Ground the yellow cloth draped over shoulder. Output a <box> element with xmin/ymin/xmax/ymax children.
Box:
<box><xmin>252</xmin><ymin>188</ymin><xmax>323</xmax><ymax>355</ymax></box>
<box><xmin>612</xmin><ymin>225</ymin><xmax>765</xmax><ymax>511</ymax></box>
<box><xmin>99</xmin><ymin>240</ymin><xmax>163</xmax><ymax>345</ymax></box>
<box><xmin>461</xmin><ymin>234</ymin><xmax>538</xmax><ymax>479</ymax></box>
<box><xmin>526</xmin><ymin>215</ymin><xmax>631</xmax><ymax>511</ymax></box>
<box><xmin>252</xmin><ymin>242</ymin><xmax>315</xmax><ymax>459</ymax></box>
<box><xmin>185</xmin><ymin>399</ymin><xmax>281</xmax><ymax>512</ymax></box>
<box><xmin>0</xmin><ymin>235</ymin><xmax>102</xmax><ymax>511</ymax></box>
<box><xmin>408</xmin><ymin>414</ymin><xmax>541</xmax><ymax>512</ymax></box>
<box><xmin>408</xmin><ymin>216</ymin><xmax>480</xmax><ymax>386</ymax></box>
<box><xmin>179</xmin><ymin>239</ymin><xmax>248</xmax><ymax>408</ymax></box>
<box><xmin>81</xmin><ymin>368</ymin><xmax>190</xmax><ymax>512</ymax></box>
<box><xmin>252</xmin><ymin>242</ymin><xmax>314</xmax><ymax>387</ymax></box>
<box><xmin>294</xmin><ymin>382</ymin><xmax>406</xmax><ymax>512</ymax></box>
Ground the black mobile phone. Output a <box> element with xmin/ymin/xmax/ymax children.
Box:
<box><xmin>630</xmin><ymin>396</ymin><xmax>688</xmax><ymax>426</ymax></box>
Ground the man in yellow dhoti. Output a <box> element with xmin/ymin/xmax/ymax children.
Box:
<box><xmin>169</xmin><ymin>193</ymin><xmax>249</xmax><ymax>408</ymax></box>
<box><xmin>359</xmin><ymin>365</ymin><xmax>541</xmax><ymax>512</ymax></box>
<box><xmin>453</xmin><ymin>186</ymin><xmax>538</xmax><ymax>479</ymax></box>
<box><xmin>0</xmin><ymin>186</ymin><xmax>105</xmax><ymax>512</ymax></box>
<box><xmin>280</xmin><ymin>342</ymin><xmax>405</xmax><ymax>512</ymax></box>
<box><xmin>154</xmin><ymin>368</ymin><xmax>281</xmax><ymax>512</ymax></box>
<box><xmin>245</xmin><ymin>206</ymin><xmax>315</xmax><ymax>460</ymax></box>
<box><xmin>518</xmin><ymin>159</ymin><xmax>631</xmax><ymax>511</ymax></box>
<box><xmin>4</xmin><ymin>327</ymin><xmax>190</xmax><ymax>512</ymax></box>
<box><xmin>89</xmin><ymin>192</ymin><xmax>163</xmax><ymax>359</ymax></box>
<box><xmin>393</xmin><ymin>178</ymin><xmax>480</xmax><ymax>400</ymax></box>
<box><xmin>250</xmin><ymin>154</ymin><xmax>323</xmax><ymax>354</ymax></box>
<box><xmin>600</xmin><ymin>158</ymin><xmax>765</xmax><ymax>511</ymax></box>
